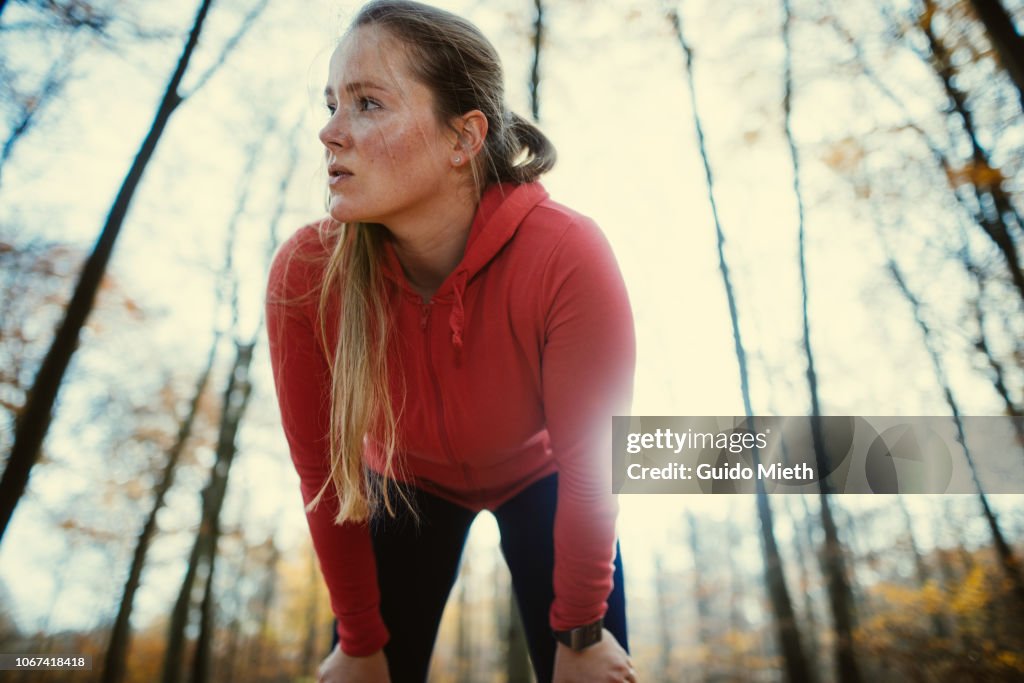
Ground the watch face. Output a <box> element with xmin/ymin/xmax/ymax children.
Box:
<box><xmin>557</xmin><ymin>619</ymin><xmax>603</xmax><ymax>651</ymax></box>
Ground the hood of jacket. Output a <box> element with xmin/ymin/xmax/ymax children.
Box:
<box><xmin>377</xmin><ymin>180</ymin><xmax>550</xmax><ymax>351</ymax></box>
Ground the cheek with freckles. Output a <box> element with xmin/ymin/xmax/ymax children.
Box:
<box><xmin>378</xmin><ymin>121</ymin><xmax>435</xmax><ymax>167</ymax></box>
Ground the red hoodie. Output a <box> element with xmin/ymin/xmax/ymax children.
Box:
<box><xmin>265</xmin><ymin>180</ymin><xmax>635</xmax><ymax>656</ymax></box>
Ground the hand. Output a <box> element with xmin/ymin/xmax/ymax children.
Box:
<box><xmin>552</xmin><ymin>628</ymin><xmax>638</xmax><ymax>682</ymax></box>
<box><xmin>316</xmin><ymin>643</ymin><xmax>391</xmax><ymax>683</ymax></box>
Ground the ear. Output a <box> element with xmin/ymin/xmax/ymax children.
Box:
<box><xmin>449</xmin><ymin>109</ymin><xmax>488</xmax><ymax>163</ymax></box>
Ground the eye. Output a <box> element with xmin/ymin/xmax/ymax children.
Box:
<box><xmin>325</xmin><ymin>102</ymin><xmax>337</xmax><ymax>115</ymax></box>
<box><xmin>358</xmin><ymin>97</ymin><xmax>381</xmax><ymax>111</ymax></box>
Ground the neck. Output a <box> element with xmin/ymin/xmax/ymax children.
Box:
<box><xmin>385</xmin><ymin>188</ymin><xmax>478</xmax><ymax>301</ymax></box>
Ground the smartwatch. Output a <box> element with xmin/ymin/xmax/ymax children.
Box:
<box><xmin>552</xmin><ymin>617</ymin><xmax>603</xmax><ymax>651</ymax></box>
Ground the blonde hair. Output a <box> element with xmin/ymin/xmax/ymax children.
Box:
<box><xmin>310</xmin><ymin>0</ymin><xmax>557</xmax><ymax>526</ymax></box>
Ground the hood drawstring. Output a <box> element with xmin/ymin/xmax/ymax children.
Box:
<box><xmin>448</xmin><ymin>269</ymin><xmax>468</xmax><ymax>351</ymax></box>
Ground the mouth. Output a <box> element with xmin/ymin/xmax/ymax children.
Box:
<box><xmin>327</xmin><ymin>162</ymin><xmax>353</xmax><ymax>187</ymax></box>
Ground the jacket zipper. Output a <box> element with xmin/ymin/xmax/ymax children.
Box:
<box><xmin>421</xmin><ymin>301</ymin><xmax>474</xmax><ymax>488</ymax></box>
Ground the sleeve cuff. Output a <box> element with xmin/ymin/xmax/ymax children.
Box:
<box><xmin>549</xmin><ymin>600</ymin><xmax>608</xmax><ymax>632</ymax></box>
<box><xmin>336</xmin><ymin>607</ymin><xmax>390</xmax><ymax>656</ymax></box>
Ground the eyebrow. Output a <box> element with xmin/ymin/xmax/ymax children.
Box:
<box><xmin>323</xmin><ymin>81</ymin><xmax>389</xmax><ymax>98</ymax></box>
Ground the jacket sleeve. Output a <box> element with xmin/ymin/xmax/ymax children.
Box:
<box><xmin>264</xmin><ymin>226</ymin><xmax>390</xmax><ymax>656</ymax></box>
<box><xmin>540</xmin><ymin>216</ymin><xmax>636</xmax><ymax>632</ymax></box>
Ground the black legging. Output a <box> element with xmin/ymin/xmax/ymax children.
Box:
<box><xmin>329</xmin><ymin>471</ymin><xmax>629</xmax><ymax>683</ymax></box>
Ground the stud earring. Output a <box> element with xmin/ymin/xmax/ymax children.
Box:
<box><xmin>453</xmin><ymin>155</ymin><xmax>461</xmax><ymax>164</ymax></box>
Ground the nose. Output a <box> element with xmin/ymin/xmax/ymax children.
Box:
<box><xmin>318</xmin><ymin>109</ymin><xmax>350</xmax><ymax>150</ymax></box>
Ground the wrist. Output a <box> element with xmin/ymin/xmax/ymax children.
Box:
<box><xmin>552</xmin><ymin>617</ymin><xmax>603</xmax><ymax>652</ymax></box>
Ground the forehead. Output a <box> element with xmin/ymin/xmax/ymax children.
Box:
<box><xmin>326</xmin><ymin>25</ymin><xmax>413</xmax><ymax>93</ymax></box>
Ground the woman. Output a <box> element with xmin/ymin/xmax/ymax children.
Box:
<box><xmin>265</xmin><ymin>1</ymin><xmax>637</xmax><ymax>681</ymax></box>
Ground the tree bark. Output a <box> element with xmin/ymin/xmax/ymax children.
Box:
<box><xmin>192</xmin><ymin>547</ymin><xmax>218</xmax><ymax>683</ymax></box>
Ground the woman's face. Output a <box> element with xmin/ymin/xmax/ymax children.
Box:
<box><xmin>319</xmin><ymin>26</ymin><xmax>457</xmax><ymax>226</ymax></box>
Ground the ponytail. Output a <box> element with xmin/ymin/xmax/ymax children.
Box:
<box><xmin>499</xmin><ymin>111</ymin><xmax>557</xmax><ymax>184</ymax></box>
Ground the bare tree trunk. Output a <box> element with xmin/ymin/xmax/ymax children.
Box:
<box><xmin>805</xmin><ymin>407</ymin><xmax>860</xmax><ymax>683</ymax></box>
<box><xmin>192</xmin><ymin>548</ymin><xmax>218</xmax><ymax>683</ymax></box>
<box><xmin>883</xmin><ymin>249</ymin><xmax>1024</xmax><ymax>607</ymax></box>
<box><xmin>782</xmin><ymin>3</ymin><xmax>862</xmax><ymax>680</ymax></box>
<box><xmin>962</xmin><ymin>254</ymin><xmax>1024</xmax><ymax>432</ymax></box>
<box><xmin>162</xmin><ymin>107</ymin><xmax>276</xmax><ymax>681</ymax></box>
<box><xmin>162</xmin><ymin>520</ymin><xmax>205</xmax><ymax>683</ymax></box>
<box><xmin>529</xmin><ymin>0</ymin><xmax>544</xmax><ymax>121</ymax></box>
<box><xmin>967</xmin><ymin>0</ymin><xmax>1024</xmax><ymax>111</ymax></box>
<box><xmin>220</xmin><ymin>534</ymin><xmax>256</xmax><ymax>683</ymax></box>
<box><xmin>833</xmin><ymin>506</ymin><xmax>872</xmax><ymax>619</ymax></box>
<box><xmin>755</xmin><ymin>482</ymin><xmax>809</xmax><ymax>683</ymax></box>
<box><xmin>162</xmin><ymin>340</ymin><xmax>256</xmax><ymax>683</ymax></box>
<box><xmin>229</xmin><ymin>116</ymin><xmax>306</xmax><ymax>683</ymax></box>
<box><xmin>249</xmin><ymin>536</ymin><xmax>281</xmax><ymax>681</ymax></box>
<box><xmin>784</xmin><ymin>495</ymin><xmax>820</xmax><ymax>671</ymax></box>
<box><xmin>939</xmin><ymin>498</ymin><xmax>975</xmax><ymax>578</ymax></box>
<box><xmin>826</xmin><ymin>4</ymin><xmax>1024</xmax><ymax>311</ymax></box>
<box><xmin>0</xmin><ymin>0</ymin><xmax>269</xmax><ymax>543</ymax></box>
<box><xmin>0</xmin><ymin>0</ymin><xmax>218</xmax><ymax>543</ymax></box>
<box><xmin>666</xmin><ymin>9</ymin><xmax>810</xmax><ymax>680</ymax></box>
<box><xmin>918</xmin><ymin>0</ymin><xmax>1024</xmax><ymax>304</ymax></box>
<box><xmin>99</xmin><ymin>335</ymin><xmax>220</xmax><ymax>683</ymax></box>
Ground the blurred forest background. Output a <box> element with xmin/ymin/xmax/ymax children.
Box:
<box><xmin>1</xmin><ymin>0</ymin><xmax>1023</xmax><ymax>681</ymax></box>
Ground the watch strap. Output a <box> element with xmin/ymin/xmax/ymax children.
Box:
<box><xmin>552</xmin><ymin>617</ymin><xmax>603</xmax><ymax>651</ymax></box>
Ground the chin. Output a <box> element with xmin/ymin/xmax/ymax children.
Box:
<box><xmin>327</xmin><ymin>198</ymin><xmax>362</xmax><ymax>224</ymax></box>
<box><xmin>331</xmin><ymin>208</ymin><xmax>392</xmax><ymax>227</ymax></box>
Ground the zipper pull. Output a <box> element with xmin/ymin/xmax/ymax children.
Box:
<box><xmin>420</xmin><ymin>301</ymin><xmax>431</xmax><ymax>330</ymax></box>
